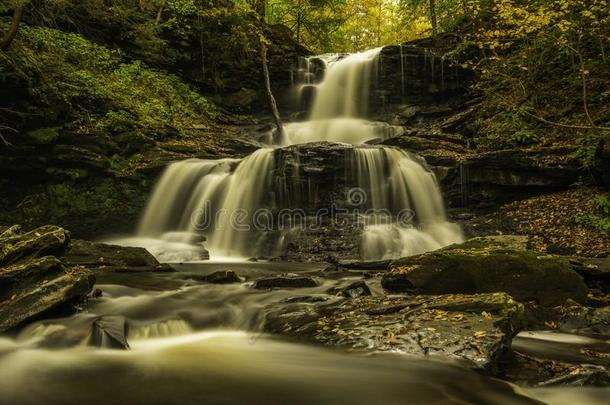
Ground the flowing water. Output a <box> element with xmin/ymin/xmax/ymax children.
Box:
<box><xmin>118</xmin><ymin>46</ymin><xmax>462</xmax><ymax>262</ymax></box>
<box><xmin>2</xmin><ymin>267</ymin><xmax>606</xmax><ymax>405</ymax></box>
<box><xmin>2</xmin><ymin>49</ymin><xmax>609</xmax><ymax>404</ymax></box>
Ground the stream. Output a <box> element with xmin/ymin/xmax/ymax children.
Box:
<box><xmin>1</xmin><ymin>263</ymin><xmax>608</xmax><ymax>405</ymax></box>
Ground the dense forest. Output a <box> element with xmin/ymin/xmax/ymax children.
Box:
<box><xmin>0</xmin><ymin>1</ymin><xmax>609</xmax><ymax>404</ymax></box>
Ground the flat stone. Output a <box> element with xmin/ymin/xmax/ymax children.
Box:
<box><xmin>264</xmin><ymin>292</ymin><xmax>523</xmax><ymax>372</ymax></box>
<box><xmin>65</xmin><ymin>240</ymin><xmax>170</xmax><ymax>272</ymax></box>
<box><xmin>0</xmin><ymin>268</ymin><xmax>94</xmax><ymax>333</ymax></box>
<box><xmin>253</xmin><ymin>274</ymin><xmax>318</xmax><ymax>289</ymax></box>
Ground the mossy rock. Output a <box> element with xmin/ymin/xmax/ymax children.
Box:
<box><xmin>26</xmin><ymin>127</ymin><xmax>61</xmax><ymax>145</ymax></box>
<box><xmin>383</xmin><ymin>245</ymin><xmax>588</xmax><ymax>306</ymax></box>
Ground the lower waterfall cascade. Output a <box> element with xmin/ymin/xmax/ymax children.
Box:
<box><xmin>119</xmin><ymin>46</ymin><xmax>464</xmax><ymax>261</ymax></box>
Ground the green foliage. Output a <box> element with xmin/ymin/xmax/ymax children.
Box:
<box><xmin>0</xmin><ymin>178</ymin><xmax>151</xmax><ymax>238</ymax></box>
<box><xmin>508</xmin><ymin>129</ymin><xmax>540</xmax><ymax>147</ymax></box>
<box><xmin>574</xmin><ymin>130</ymin><xmax>605</xmax><ymax>169</ymax></box>
<box><xmin>575</xmin><ymin>194</ymin><xmax>610</xmax><ymax>236</ymax></box>
<box><xmin>0</xmin><ymin>25</ymin><xmax>215</xmax><ymax>140</ymax></box>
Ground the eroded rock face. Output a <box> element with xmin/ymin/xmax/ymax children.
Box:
<box><xmin>264</xmin><ymin>292</ymin><xmax>523</xmax><ymax>372</ymax></box>
<box><xmin>0</xmin><ymin>225</ymin><xmax>95</xmax><ymax>334</ymax></box>
<box><xmin>382</xmin><ymin>245</ymin><xmax>588</xmax><ymax>306</ymax></box>
<box><xmin>376</xmin><ymin>38</ymin><xmax>474</xmax><ymax>107</ymax></box>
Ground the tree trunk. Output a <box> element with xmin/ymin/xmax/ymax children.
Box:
<box><xmin>1</xmin><ymin>4</ymin><xmax>25</xmax><ymax>51</ymax></box>
<box><xmin>429</xmin><ymin>0</ymin><xmax>438</xmax><ymax>36</ymax></box>
<box><xmin>260</xmin><ymin>40</ymin><xmax>285</xmax><ymax>141</ymax></box>
<box><xmin>155</xmin><ymin>0</ymin><xmax>166</xmax><ymax>25</ymax></box>
<box><xmin>296</xmin><ymin>0</ymin><xmax>302</xmax><ymax>44</ymax></box>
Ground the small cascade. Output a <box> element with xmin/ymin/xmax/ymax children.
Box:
<box><xmin>283</xmin><ymin>48</ymin><xmax>391</xmax><ymax>145</ymax></box>
<box><xmin>122</xmin><ymin>149</ymin><xmax>275</xmax><ymax>260</ymax></box>
<box><xmin>351</xmin><ymin>147</ymin><xmax>463</xmax><ymax>260</ymax></box>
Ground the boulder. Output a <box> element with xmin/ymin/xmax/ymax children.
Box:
<box><xmin>0</xmin><ymin>225</ymin><xmax>70</xmax><ymax>266</ymax></box>
<box><xmin>382</xmin><ymin>243</ymin><xmax>588</xmax><ymax>306</ymax></box>
<box><xmin>65</xmin><ymin>240</ymin><xmax>172</xmax><ymax>272</ymax></box>
<box><xmin>264</xmin><ymin>292</ymin><xmax>523</xmax><ymax>372</ymax></box>
<box><xmin>253</xmin><ymin>274</ymin><xmax>318</xmax><ymax>289</ymax></box>
<box><xmin>0</xmin><ymin>265</ymin><xmax>94</xmax><ymax>333</ymax></box>
<box><xmin>0</xmin><ymin>225</ymin><xmax>95</xmax><ymax>333</ymax></box>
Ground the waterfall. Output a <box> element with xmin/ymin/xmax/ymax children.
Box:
<box><xmin>122</xmin><ymin>45</ymin><xmax>462</xmax><ymax>262</ymax></box>
<box><xmin>117</xmin><ymin>150</ymin><xmax>274</xmax><ymax>261</ymax></box>
<box><xmin>282</xmin><ymin>48</ymin><xmax>397</xmax><ymax>145</ymax></box>
<box><xmin>352</xmin><ymin>147</ymin><xmax>463</xmax><ymax>260</ymax></box>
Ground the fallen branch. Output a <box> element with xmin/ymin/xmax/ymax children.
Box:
<box><xmin>518</xmin><ymin>109</ymin><xmax>610</xmax><ymax>131</ymax></box>
<box><xmin>260</xmin><ymin>38</ymin><xmax>285</xmax><ymax>141</ymax></box>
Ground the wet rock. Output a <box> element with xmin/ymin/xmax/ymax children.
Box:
<box><xmin>192</xmin><ymin>270</ymin><xmax>241</xmax><ymax>284</ymax></box>
<box><xmin>65</xmin><ymin>240</ymin><xmax>171</xmax><ymax>272</ymax></box>
<box><xmin>501</xmin><ymin>350</ymin><xmax>610</xmax><ymax>386</ymax></box>
<box><xmin>0</xmin><ymin>225</ymin><xmax>70</xmax><ymax>266</ymax></box>
<box><xmin>0</xmin><ymin>225</ymin><xmax>95</xmax><ymax>333</ymax></box>
<box><xmin>377</xmin><ymin>40</ymin><xmax>474</xmax><ymax>106</ymax></box>
<box><xmin>569</xmin><ymin>257</ymin><xmax>610</xmax><ymax>292</ymax></box>
<box><xmin>382</xmin><ymin>243</ymin><xmax>588</xmax><ymax>306</ymax></box>
<box><xmin>538</xmin><ymin>365</ymin><xmax>610</xmax><ymax>386</ymax></box>
<box><xmin>326</xmin><ymin>259</ymin><xmax>391</xmax><ymax>272</ymax></box>
<box><xmin>253</xmin><ymin>274</ymin><xmax>318</xmax><ymax>289</ymax></box>
<box><xmin>444</xmin><ymin>235</ymin><xmax>529</xmax><ymax>252</ymax></box>
<box><xmin>264</xmin><ymin>292</ymin><xmax>523</xmax><ymax>372</ymax></box>
<box><xmin>282</xmin><ymin>295</ymin><xmax>329</xmax><ymax>304</ymax></box>
<box><xmin>88</xmin><ymin>316</ymin><xmax>130</xmax><ymax>350</ymax></box>
<box><xmin>0</xmin><ymin>268</ymin><xmax>94</xmax><ymax>333</ymax></box>
<box><xmin>328</xmin><ymin>280</ymin><xmax>372</xmax><ymax>298</ymax></box>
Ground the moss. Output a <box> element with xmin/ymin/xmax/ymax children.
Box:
<box><xmin>386</xmin><ymin>245</ymin><xmax>589</xmax><ymax>306</ymax></box>
<box><xmin>0</xmin><ymin>178</ymin><xmax>151</xmax><ymax>238</ymax></box>
<box><xmin>26</xmin><ymin>127</ymin><xmax>61</xmax><ymax>145</ymax></box>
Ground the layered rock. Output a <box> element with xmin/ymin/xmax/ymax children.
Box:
<box><xmin>264</xmin><ymin>292</ymin><xmax>523</xmax><ymax>372</ymax></box>
<box><xmin>377</xmin><ymin>39</ymin><xmax>474</xmax><ymax>106</ymax></box>
<box><xmin>0</xmin><ymin>225</ymin><xmax>95</xmax><ymax>333</ymax></box>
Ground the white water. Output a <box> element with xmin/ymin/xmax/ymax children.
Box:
<box><xmin>353</xmin><ymin>147</ymin><xmax>463</xmax><ymax>260</ymax></box>
<box><xmin>119</xmin><ymin>46</ymin><xmax>462</xmax><ymax>261</ymax></box>
<box><xmin>114</xmin><ymin>149</ymin><xmax>275</xmax><ymax>261</ymax></box>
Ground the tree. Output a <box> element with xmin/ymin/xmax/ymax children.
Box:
<box><xmin>428</xmin><ymin>0</ymin><xmax>437</xmax><ymax>36</ymax></box>
<box><xmin>1</xmin><ymin>1</ymin><xmax>26</xmax><ymax>51</ymax></box>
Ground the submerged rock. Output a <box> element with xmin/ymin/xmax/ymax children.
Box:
<box><xmin>264</xmin><ymin>292</ymin><xmax>523</xmax><ymax>372</ymax></box>
<box><xmin>65</xmin><ymin>240</ymin><xmax>172</xmax><ymax>272</ymax></box>
<box><xmin>88</xmin><ymin>316</ymin><xmax>130</xmax><ymax>350</ymax></box>
<box><xmin>382</xmin><ymin>244</ymin><xmax>588</xmax><ymax>306</ymax></box>
<box><xmin>191</xmin><ymin>270</ymin><xmax>241</xmax><ymax>284</ymax></box>
<box><xmin>253</xmin><ymin>274</ymin><xmax>318</xmax><ymax>289</ymax></box>
<box><xmin>328</xmin><ymin>280</ymin><xmax>372</xmax><ymax>298</ymax></box>
<box><xmin>0</xmin><ymin>225</ymin><xmax>95</xmax><ymax>333</ymax></box>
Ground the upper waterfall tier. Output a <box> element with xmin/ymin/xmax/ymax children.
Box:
<box><xmin>309</xmin><ymin>48</ymin><xmax>381</xmax><ymax>120</ymax></box>
<box><xmin>281</xmin><ymin>47</ymin><xmax>386</xmax><ymax>146</ymax></box>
